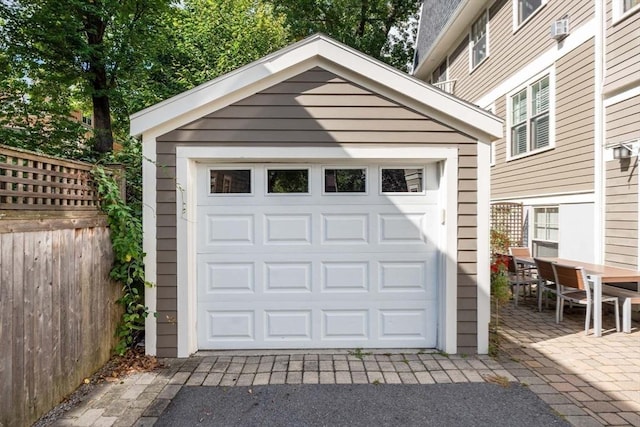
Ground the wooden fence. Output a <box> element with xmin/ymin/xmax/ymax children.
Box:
<box><xmin>0</xmin><ymin>145</ymin><xmax>121</xmax><ymax>427</ymax></box>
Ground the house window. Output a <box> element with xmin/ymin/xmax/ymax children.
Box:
<box><xmin>624</xmin><ymin>0</ymin><xmax>639</xmax><ymax>12</ymax></box>
<box><xmin>532</xmin><ymin>206</ymin><xmax>558</xmax><ymax>257</ymax></box>
<box><xmin>613</xmin><ymin>0</ymin><xmax>640</xmax><ymax>21</ymax></box>
<box><xmin>510</xmin><ymin>74</ymin><xmax>551</xmax><ymax>157</ymax></box>
<box><xmin>431</xmin><ymin>60</ymin><xmax>447</xmax><ymax>84</ymax></box>
<box><xmin>517</xmin><ymin>0</ymin><xmax>543</xmax><ymax>25</ymax></box>
<box><xmin>470</xmin><ymin>12</ymin><xmax>488</xmax><ymax>69</ymax></box>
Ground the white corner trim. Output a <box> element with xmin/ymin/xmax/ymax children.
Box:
<box><xmin>174</xmin><ymin>144</ymin><xmax>459</xmax><ymax>357</ymax></box>
<box><xmin>474</xmin><ymin>18</ymin><xmax>595</xmax><ymax>108</ymax></box>
<box><xmin>594</xmin><ymin>0</ymin><xmax>605</xmax><ymax>265</ymax></box>
<box><xmin>442</xmin><ymin>153</ymin><xmax>459</xmax><ymax>355</ymax></box>
<box><xmin>477</xmin><ymin>140</ymin><xmax>490</xmax><ymax>354</ymax></box>
<box><xmin>142</xmin><ymin>134</ymin><xmax>157</xmax><ymax>356</ymax></box>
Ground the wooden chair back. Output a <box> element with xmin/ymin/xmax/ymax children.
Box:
<box><xmin>552</xmin><ymin>263</ymin><xmax>587</xmax><ymax>291</ymax></box>
<box><xmin>534</xmin><ymin>258</ymin><xmax>555</xmax><ymax>283</ymax></box>
<box><xmin>505</xmin><ymin>254</ymin><xmax>518</xmax><ymax>274</ymax></box>
<box><xmin>509</xmin><ymin>247</ymin><xmax>531</xmax><ymax>258</ymax></box>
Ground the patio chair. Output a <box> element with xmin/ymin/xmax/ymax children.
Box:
<box><xmin>533</xmin><ymin>258</ymin><xmax>557</xmax><ymax>312</ymax></box>
<box><xmin>505</xmin><ymin>254</ymin><xmax>538</xmax><ymax>306</ymax></box>
<box><xmin>509</xmin><ymin>247</ymin><xmax>531</xmax><ymax>258</ymax></box>
<box><xmin>552</xmin><ymin>263</ymin><xmax>620</xmax><ymax>335</ymax></box>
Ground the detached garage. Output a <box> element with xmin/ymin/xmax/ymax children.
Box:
<box><xmin>131</xmin><ymin>34</ymin><xmax>502</xmax><ymax>358</ymax></box>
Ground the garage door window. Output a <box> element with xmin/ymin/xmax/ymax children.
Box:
<box><xmin>324</xmin><ymin>168</ymin><xmax>366</xmax><ymax>193</ymax></box>
<box><xmin>381</xmin><ymin>168</ymin><xmax>424</xmax><ymax>193</ymax></box>
<box><xmin>210</xmin><ymin>169</ymin><xmax>252</xmax><ymax>194</ymax></box>
<box><xmin>267</xmin><ymin>169</ymin><xmax>309</xmax><ymax>194</ymax></box>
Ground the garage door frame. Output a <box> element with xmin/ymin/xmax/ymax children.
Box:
<box><xmin>174</xmin><ymin>145</ymin><xmax>459</xmax><ymax>357</ymax></box>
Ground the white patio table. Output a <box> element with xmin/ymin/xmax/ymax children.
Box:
<box><xmin>514</xmin><ymin>257</ymin><xmax>640</xmax><ymax>336</ymax></box>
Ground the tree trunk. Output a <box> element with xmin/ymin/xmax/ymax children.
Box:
<box><xmin>92</xmin><ymin>93</ymin><xmax>113</xmax><ymax>153</ymax></box>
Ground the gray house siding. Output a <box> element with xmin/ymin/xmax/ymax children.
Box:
<box><xmin>153</xmin><ymin>67</ymin><xmax>480</xmax><ymax>357</ymax></box>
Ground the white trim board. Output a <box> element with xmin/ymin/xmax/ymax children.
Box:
<box><xmin>142</xmin><ymin>134</ymin><xmax>158</xmax><ymax>356</ymax></box>
<box><xmin>491</xmin><ymin>191</ymin><xmax>595</xmax><ymax>206</ymax></box>
<box><xmin>131</xmin><ymin>34</ymin><xmax>502</xmax><ymax>143</ymax></box>
<box><xmin>175</xmin><ymin>145</ymin><xmax>461</xmax><ymax>357</ymax></box>
<box><xmin>604</xmin><ymin>86</ymin><xmax>640</xmax><ymax>107</ymax></box>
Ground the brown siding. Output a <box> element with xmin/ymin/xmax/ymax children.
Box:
<box><xmin>154</xmin><ymin>67</ymin><xmax>480</xmax><ymax>356</ymax></box>
<box><xmin>447</xmin><ymin>0</ymin><xmax>594</xmax><ymax>102</ymax></box>
<box><xmin>490</xmin><ymin>39</ymin><xmax>595</xmax><ymax>199</ymax></box>
<box><xmin>604</xmin><ymin>1</ymin><xmax>640</xmax><ymax>96</ymax></box>
<box><xmin>604</xmin><ymin>95</ymin><xmax>640</xmax><ymax>269</ymax></box>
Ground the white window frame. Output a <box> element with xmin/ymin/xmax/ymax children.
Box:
<box><xmin>512</xmin><ymin>0</ymin><xmax>547</xmax><ymax>32</ymax></box>
<box><xmin>265</xmin><ymin>165</ymin><xmax>311</xmax><ymax>196</ymax></box>
<box><xmin>531</xmin><ymin>205</ymin><xmax>559</xmax><ymax>257</ymax></box>
<box><xmin>506</xmin><ymin>68</ymin><xmax>555</xmax><ymax>161</ymax></box>
<box><xmin>469</xmin><ymin>9</ymin><xmax>489</xmax><ymax>72</ymax></box>
<box><xmin>208</xmin><ymin>166</ymin><xmax>254</xmax><ymax>197</ymax></box>
<box><xmin>431</xmin><ymin>59</ymin><xmax>448</xmax><ymax>84</ymax></box>
<box><xmin>613</xmin><ymin>0</ymin><xmax>640</xmax><ymax>23</ymax></box>
<box><xmin>379</xmin><ymin>166</ymin><xmax>426</xmax><ymax>195</ymax></box>
<box><xmin>322</xmin><ymin>166</ymin><xmax>368</xmax><ymax>195</ymax></box>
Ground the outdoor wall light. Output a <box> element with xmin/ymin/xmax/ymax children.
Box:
<box><xmin>612</xmin><ymin>143</ymin><xmax>633</xmax><ymax>159</ymax></box>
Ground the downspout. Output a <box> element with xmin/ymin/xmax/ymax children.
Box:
<box><xmin>594</xmin><ymin>0</ymin><xmax>605</xmax><ymax>264</ymax></box>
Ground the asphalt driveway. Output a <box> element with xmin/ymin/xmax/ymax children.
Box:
<box><xmin>155</xmin><ymin>383</ymin><xmax>570</xmax><ymax>427</ymax></box>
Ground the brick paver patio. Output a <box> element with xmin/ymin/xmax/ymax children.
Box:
<box><xmin>44</xmin><ymin>297</ymin><xmax>639</xmax><ymax>427</ymax></box>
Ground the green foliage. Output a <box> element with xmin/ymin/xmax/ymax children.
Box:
<box><xmin>490</xmin><ymin>228</ymin><xmax>510</xmax><ymax>255</ymax></box>
<box><xmin>123</xmin><ymin>0</ymin><xmax>290</xmax><ymax>115</ymax></box>
<box><xmin>490</xmin><ymin>256</ymin><xmax>511</xmax><ymax>306</ymax></box>
<box><xmin>92</xmin><ymin>165</ymin><xmax>149</xmax><ymax>355</ymax></box>
<box><xmin>269</xmin><ymin>0</ymin><xmax>420</xmax><ymax>71</ymax></box>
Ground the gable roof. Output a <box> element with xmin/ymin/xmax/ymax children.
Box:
<box><xmin>130</xmin><ymin>33</ymin><xmax>502</xmax><ymax>141</ymax></box>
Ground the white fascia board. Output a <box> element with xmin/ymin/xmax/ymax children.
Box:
<box><xmin>130</xmin><ymin>37</ymin><xmax>323</xmax><ymax>136</ymax></box>
<box><xmin>131</xmin><ymin>34</ymin><xmax>502</xmax><ymax>143</ymax></box>
<box><xmin>413</xmin><ymin>0</ymin><xmax>484</xmax><ymax>80</ymax></box>
<box><xmin>310</xmin><ymin>46</ymin><xmax>503</xmax><ymax>141</ymax></box>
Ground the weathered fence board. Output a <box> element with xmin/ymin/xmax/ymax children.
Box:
<box><xmin>0</xmin><ymin>226</ymin><xmax>120</xmax><ymax>427</ymax></box>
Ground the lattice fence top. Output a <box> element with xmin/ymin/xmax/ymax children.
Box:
<box><xmin>490</xmin><ymin>202</ymin><xmax>523</xmax><ymax>247</ymax></box>
<box><xmin>0</xmin><ymin>144</ymin><xmax>99</xmax><ymax>210</ymax></box>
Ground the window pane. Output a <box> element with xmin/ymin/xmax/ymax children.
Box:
<box><xmin>532</xmin><ymin>76</ymin><xmax>549</xmax><ymax>114</ymax></box>
<box><xmin>532</xmin><ymin>114</ymin><xmax>549</xmax><ymax>149</ymax></box>
<box><xmin>381</xmin><ymin>168</ymin><xmax>423</xmax><ymax>192</ymax></box>
<box><xmin>512</xmin><ymin>123</ymin><xmax>527</xmax><ymax>155</ymax></box>
<box><xmin>624</xmin><ymin>0</ymin><xmax>639</xmax><ymax>12</ymax></box>
<box><xmin>324</xmin><ymin>169</ymin><xmax>366</xmax><ymax>193</ymax></box>
<box><xmin>511</xmin><ymin>90</ymin><xmax>527</xmax><ymax>124</ymax></box>
<box><xmin>267</xmin><ymin>169</ymin><xmax>308</xmax><ymax>193</ymax></box>
<box><xmin>210</xmin><ymin>169</ymin><xmax>251</xmax><ymax>194</ymax></box>
<box><xmin>519</xmin><ymin>0</ymin><xmax>542</xmax><ymax>23</ymax></box>
<box><xmin>533</xmin><ymin>240</ymin><xmax>558</xmax><ymax>257</ymax></box>
<box><xmin>472</xmin><ymin>34</ymin><xmax>486</xmax><ymax>67</ymax></box>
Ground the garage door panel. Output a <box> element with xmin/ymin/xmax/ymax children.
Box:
<box><xmin>197</xmin><ymin>162</ymin><xmax>440</xmax><ymax>349</ymax></box>
<box><xmin>264</xmin><ymin>214</ymin><xmax>312</xmax><ymax>245</ymax></box>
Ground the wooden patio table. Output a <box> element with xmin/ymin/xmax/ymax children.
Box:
<box><xmin>515</xmin><ymin>257</ymin><xmax>640</xmax><ymax>337</ymax></box>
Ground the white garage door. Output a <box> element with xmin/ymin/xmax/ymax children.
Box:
<box><xmin>196</xmin><ymin>162</ymin><xmax>441</xmax><ymax>349</ymax></box>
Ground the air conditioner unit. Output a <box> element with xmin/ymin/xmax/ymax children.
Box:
<box><xmin>550</xmin><ymin>19</ymin><xmax>570</xmax><ymax>40</ymax></box>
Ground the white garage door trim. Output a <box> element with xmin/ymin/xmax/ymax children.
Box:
<box><xmin>175</xmin><ymin>145</ymin><xmax>459</xmax><ymax>357</ymax></box>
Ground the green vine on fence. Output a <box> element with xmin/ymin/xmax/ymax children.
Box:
<box><xmin>92</xmin><ymin>165</ymin><xmax>151</xmax><ymax>355</ymax></box>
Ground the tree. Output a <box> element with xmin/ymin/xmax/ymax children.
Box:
<box><xmin>0</xmin><ymin>0</ymin><xmax>172</xmax><ymax>154</ymax></box>
<box><xmin>268</xmin><ymin>0</ymin><xmax>420</xmax><ymax>71</ymax></box>
<box><xmin>121</xmin><ymin>0</ymin><xmax>290</xmax><ymax>115</ymax></box>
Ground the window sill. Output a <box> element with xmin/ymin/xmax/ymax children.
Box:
<box><xmin>512</xmin><ymin>2</ymin><xmax>547</xmax><ymax>34</ymax></box>
<box><xmin>507</xmin><ymin>144</ymin><xmax>554</xmax><ymax>162</ymax></box>
<box><xmin>613</xmin><ymin>4</ymin><xmax>640</xmax><ymax>25</ymax></box>
<box><xmin>470</xmin><ymin>56</ymin><xmax>489</xmax><ymax>74</ymax></box>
